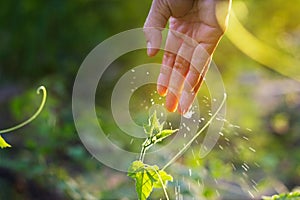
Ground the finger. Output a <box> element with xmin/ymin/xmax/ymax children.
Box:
<box><xmin>144</xmin><ymin>28</ymin><xmax>163</xmax><ymax>57</ymax></box>
<box><xmin>178</xmin><ymin>44</ymin><xmax>211</xmax><ymax>114</ymax></box>
<box><xmin>144</xmin><ymin>0</ymin><xmax>171</xmax><ymax>56</ymax></box>
<box><xmin>166</xmin><ymin>41</ymin><xmax>195</xmax><ymax>112</ymax></box>
<box><xmin>157</xmin><ymin>30</ymin><xmax>182</xmax><ymax>96</ymax></box>
<box><xmin>178</xmin><ymin>61</ymin><xmax>210</xmax><ymax>114</ymax></box>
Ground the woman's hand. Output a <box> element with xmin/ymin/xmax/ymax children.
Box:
<box><xmin>144</xmin><ymin>0</ymin><xmax>231</xmax><ymax>114</ymax></box>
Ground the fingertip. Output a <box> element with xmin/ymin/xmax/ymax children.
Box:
<box><xmin>178</xmin><ymin>91</ymin><xmax>193</xmax><ymax>115</ymax></box>
<box><xmin>147</xmin><ymin>48</ymin><xmax>159</xmax><ymax>57</ymax></box>
<box><xmin>177</xmin><ymin>104</ymin><xmax>185</xmax><ymax>115</ymax></box>
<box><xmin>178</xmin><ymin>101</ymin><xmax>188</xmax><ymax>115</ymax></box>
<box><xmin>166</xmin><ymin>92</ymin><xmax>178</xmax><ymax>112</ymax></box>
<box><xmin>157</xmin><ymin>85</ymin><xmax>167</xmax><ymax>96</ymax></box>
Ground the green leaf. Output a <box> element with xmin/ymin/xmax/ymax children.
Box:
<box><xmin>128</xmin><ymin>161</ymin><xmax>155</xmax><ymax>200</ymax></box>
<box><xmin>128</xmin><ymin>161</ymin><xmax>173</xmax><ymax>200</ymax></box>
<box><xmin>143</xmin><ymin>111</ymin><xmax>164</xmax><ymax>136</ymax></box>
<box><xmin>135</xmin><ymin>168</ymin><xmax>154</xmax><ymax>200</ymax></box>
<box><xmin>0</xmin><ymin>135</ymin><xmax>11</xmax><ymax>148</ymax></box>
<box><xmin>143</xmin><ymin>124</ymin><xmax>153</xmax><ymax>135</ymax></box>
<box><xmin>128</xmin><ymin>160</ymin><xmax>145</xmax><ymax>178</ymax></box>
<box><xmin>153</xmin><ymin>169</ymin><xmax>173</xmax><ymax>188</ymax></box>
<box><xmin>154</xmin><ymin>129</ymin><xmax>178</xmax><ymax>143</ymax></box>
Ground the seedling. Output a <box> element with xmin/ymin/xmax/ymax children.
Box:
<box><xmin>262</xmin><ymin>191</ymin><xmax>300</xmax><ymax>200</ymax></box>
<box><xmin>128</xmin><ymin>93</ymin><xmax>227</xmax><ymax>200</ymax></box>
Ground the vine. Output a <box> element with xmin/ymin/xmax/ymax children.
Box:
<box><xmin>0</xmin><ymin>86</ymin><xmax>47</xmax><ymax>148</ymax></box>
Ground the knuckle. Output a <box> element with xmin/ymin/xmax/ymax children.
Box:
<box><xmin>163</xmin><ymin>51</ymin><xmax>175</xmax><ymax>60</ymax></box>
<box><xmin>160</xmin><ymin>65</ymin><xmax>172</xmax><ymax>75</ymax></box>
<box><xmin>174</xmin><ymin>57</ymin><xmax>189</xmax><ymax>70</ymax></box>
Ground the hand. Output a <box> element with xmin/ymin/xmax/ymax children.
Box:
<box><xmin>144</xmin><ymin>0</ymin><xmax>231</xmax><ymax>114</ymax></box>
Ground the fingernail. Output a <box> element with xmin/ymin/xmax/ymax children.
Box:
<box><xmin>166</xmin><ymin>92</ymin><xmax>178</xmax><ymax>112</ymax></box>
<box><xmin>157</xmin><ymin>85</ymin><xmax>167</xmax><ymax>96</ymax></box>
<box><xmin>147</xmin><ymin>42</ymin><xmax>152</xmax><ymax>56</ymax></box>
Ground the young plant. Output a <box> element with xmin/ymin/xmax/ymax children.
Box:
<box><xmin>128</xmin><ymin>111</ymin><xmax>177</xmax><ymax>200</ymax></box>
<box><xmin>128</xmin><ymin>93</ymin><xmax>227</xmax><ymax>200</ymax></box>
<box><xmin>0</xmin><ymin>86</ymin><xmax>47</xmax><ymax>148</ymax></box>
<box><xmin>262</xmin><ymin>192</ymin><xmax>300</xmax><ymax>200</ymax></box>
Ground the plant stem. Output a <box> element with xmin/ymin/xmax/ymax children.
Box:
<box><xmin>139</xmin><ymin>145</ymin><xmax>147</xmax><ymax>161</ymax></box>
<box><xmin>0</xmin><ymin>86</ymin><xmax>47</xmax><ymax>134</ymax></box>
<box><xmin>162</xmin><ymin>93</ymin><xmax>227</xmax><ymax>171</ymax></box>
<box><xmin>147</xmin><ymin>164</ymin><xmax>170</xmax><ymax>200</ymax></box>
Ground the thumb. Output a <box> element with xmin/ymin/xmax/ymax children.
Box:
<box><xmin>144</xmin><ymin>0</ymin><xmax>171</xmax><ymax>57</ymax></box>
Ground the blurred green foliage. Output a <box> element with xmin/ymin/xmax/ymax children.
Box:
<box><xmin>0</xmin><ymin>0</ymin><xmax>300</xmax><ymax>199</ymax></box>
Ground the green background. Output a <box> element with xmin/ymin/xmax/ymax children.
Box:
<box><xmin>0</xmin><ymin>0</ymin><xmax>299</xmax><ymax>199</ymax></box>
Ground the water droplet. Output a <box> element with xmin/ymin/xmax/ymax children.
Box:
<box><xmin>130</xmin><ymin>139</ymin><xmax>134</xmax><ymax>144</ymax></box>
<box><xmin>243</xmin><ymin>136</ymin><xmax>249</xmax><ymax>141</ymax></box>
<box><xmin>191</xmin><ymin>149</ymin><xmax>196</xmax><ymax>158</ymax></box>
<box><xmin>251</xmin><ymin>179</ymin><xmax>257</xmax><ymax>186</ymax></box>
<box><xmin>252</xmin><ymin>185</ymin><xmax>259</xmax><ymax>193</ymax></box>
<box><xmin>216</xmin><ymin>190</ymin><xmax>220</xmax><ymax>197</ymax></box>
<box><xmin>242</xmin><ymin>172</ymin><xmax>248</xmax><ymax>177</ymax></box>
<box><xmin>242</xmin><ymin>164</ymin><xmax>248</xmax><ymax>172</ymax></box>
<box><xmin>197</xmin><ymin>179</ymin><xmax>201</xmax><ymax>187</ymax></box>
<box><xmin>231</xmin><ymin>163</ymin><xmax>236</xmax><ymax>171</ymax></box>
<box><xmin>189</xmin><ymin>168</ymin><xmax>192</xmax><ymax>176</ymax></box>
<box><xmin>183</xmin><ymin>110</ymin><xmax>195</xmax><ymax>118</ymax></box>
<box><xmin>214</xmin><ymin>178</ymin><xmax>218</xmax><ymax>184</ymax></box>
<box><xmin>249</xmin><ymin>147</ymin><xmax>256</xmax><ymax>152</ymax></box>
<box><xmin>248</xmin><ymin>190</ymin><xmax>254</xmax><ymax>198</ymax></box>
<box><xmin>254</xmin><ymin>162</ymin><xmax>260</xmax><ymax>167</ymax></box>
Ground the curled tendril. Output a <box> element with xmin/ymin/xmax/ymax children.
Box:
<box><xmin>0</xmin><ymin>86</ymin><xmax>47</xmax><ymax>134</ymax></box>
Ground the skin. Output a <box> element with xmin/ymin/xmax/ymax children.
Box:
<box><xmin>144</xmin><ymin>0</ymin><xmax>231</xmax><ymax>114</ymax></box>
